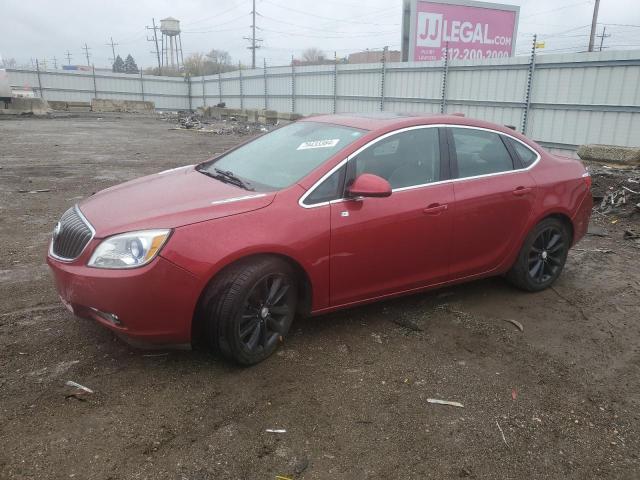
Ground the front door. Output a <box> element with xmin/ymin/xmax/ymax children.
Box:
<box><xmin>329</xmin><ymin>126</ymin><xmax>454</xmax><ymax>307</ymax></box>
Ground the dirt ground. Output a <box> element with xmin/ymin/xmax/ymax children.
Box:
<box><xmin>1</xmin><ymin>114</ymin><xmax>639</xmax><ymax>480</ymax></box>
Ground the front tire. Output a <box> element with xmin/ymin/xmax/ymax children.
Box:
<box><xmin>507</xmin><ymin>218</ymin><xmax>570</xmax><ymax>292</ymax></box>
<box><xmin>203</xmin><ymin>257</ymin><xmax>298</xmax><ymax>365</ymax></box>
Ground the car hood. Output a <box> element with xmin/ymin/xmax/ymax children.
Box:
<box><xmin>79</xmin><ymin>165</ymin><xmax>275</xmax><ymax>238</ymax></box>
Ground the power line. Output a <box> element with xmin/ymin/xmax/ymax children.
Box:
<box><xmin>182</xmin><ymin>2</ymin><xmax>244</xmax><ymax>27</ymax></box>
<box><xmin>261</xmin><ymin>0</ymin><xmax>400</xmax><ymax>26</ymax></box>
<box><xmin>258</xmin><ymin>26</ymin><xmax>398</xmax><ymax>39</ymax></box>
<box><xmin>182</xmin><ymin>13</ymin><xmax>250</xmax><ymax>33</ymax></box>
<box><xmin>521</xmin><ymin>1</ymin><xmax>592</xmax><ymax>20</ymax></box>
<box><xmin>598</xmin><ymin>23</ymin><xmax>640</xmax><ymax>28</ymax></box>
<box><xmin>258</xmin><ymin>13</ymin><xmax>397</xmax><ymax>35</ymax></box>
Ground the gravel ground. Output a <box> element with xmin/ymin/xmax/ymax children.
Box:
<box><xmin>0</xmin><ymin>114</ymin><xmax>639</xmax><ymax>480</ymax></box>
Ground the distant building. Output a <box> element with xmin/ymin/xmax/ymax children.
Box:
<box><xmin>348</xmin><ymin>50</ymin><xmax>402</xmax><ymax>64</ymax></box>
<box><xmin>291</xmin><ymin>57</ymin><xmax>335</xmax><ymax>67</ymax></box>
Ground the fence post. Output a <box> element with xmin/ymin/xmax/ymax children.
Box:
<box><xmin>35</xmin><ymin>59</ymin><xmax>44</xmax><ymax>100</ymax></box>
<box><xmin>91</xmin><ymin>65</ymin><xmax>98</xmax><ymax>100</ymax></box>
<box><xmin>139</xmin><ymin>71</ymin><xmax>145</xmax><ymax>102</ymax></box>
<box><xmin>333</xmin><ymin>51</ymin><xmax>338</xmax><ymax>114</ymax></box>
<box><xmin>521</xmin><ymin>34</ymin><xmax>537</xmax><ymax>135</ymax></box>
<box><xmin>380</xmin><ymin>47</ymin><xmax>387</xmax><ymax>112</ymax></box>
<box><xmin>201</xmin><ymin>75</ymin><xmax>206</xmax><ymax>108</ymax></box>
<box><xmin>263</xmin><ymin>58</ymin><xmax>268</xmax><ymax>110</ymax></box>
<box><xmin>440</xmin><ymin>42</ymin><xmax>449</xmax><ymax>114</ymax></box>
<box><xmin>187</xmin><ymin>74</ymin><xmax>192</xmax><ymax>111</ymax></box>
<box><xmin>291</xmin><ymin>55</ymin><xmax>296</xmax><ymax>113</ymax></box>
<box><xmin>238</xmin><ymin>62</ymin><xmax>244</xmax><ymax>110</ymax></box>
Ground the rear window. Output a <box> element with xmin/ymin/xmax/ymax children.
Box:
<box><xmin>198</xmin><ymin>122</ymin><xmax>365</xmax><ymax>190</ymax></box>
<box><xmin>451</xmin><ymin>128</ymin><xmax>514</xmax><ymax>178</ymax></box>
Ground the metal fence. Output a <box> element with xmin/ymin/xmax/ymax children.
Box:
<box><xmin>190</xmin><ymin>49</ymin><xmax>640</xmax><ymax>152</ymax></box>
<box><xmin>6</xmin><ymin>67</ymin><xmax>190</xmax><ymax>110</ymax></box>
<box><xmin>6</xmin><ymin>48</ymin><xmax>640</xmax><ymax>152</ymax></box>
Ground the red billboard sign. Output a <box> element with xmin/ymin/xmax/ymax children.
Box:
<box><xmin>406</xmin><ymin>0</ymin><xmax>519</xmax><ymax>62</ymax></box>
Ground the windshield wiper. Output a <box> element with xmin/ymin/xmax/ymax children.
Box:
<box><xmin>199</xmin><ymin>167</ymin><xmax>254</xmax><ymax>191</ymax></box>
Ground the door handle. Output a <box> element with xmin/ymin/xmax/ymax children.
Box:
<box><xmin>423</xmin><ymin>203</ymin><xmax>448</xmax><ymax>215</ymax></box>
<box><xmin>512</xmin><ymin>186</ymin><xmax>532</xmax><ymax>196</ymax></box>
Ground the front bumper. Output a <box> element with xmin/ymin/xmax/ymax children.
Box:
<box><xmin>47</xmin><ymin>245</ymin><xmax>201</xmax><ymax>345</ymax></box>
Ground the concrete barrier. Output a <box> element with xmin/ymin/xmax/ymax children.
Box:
<box><xmin>0</xmin><ymin>97</ymin><xmax>50</xmax><ymax>115</ymax></box>
<box><xmin>47</xmin><ymin>101</ymin><xmax>91</xmax><ymax>112</ymax></box>
<box><xmin>277</xmin><ymin>112</ymin><xmax>303</xmax><ymax>121</ymax></box>
<box><xmin>258</xmin><ymin>110</ymin><xmax>278</xmax><ymax>125</ymax></box>
<box><xmin>202</xmin><ymin>107</ymin><xmax>303</xmax><ymax>124</ymax></box>
<box><xmin>91</xmin><ymin>99</ymin><xmax>155</xmax><ymax>113</ymax></box>
<box><xmin>578</xmin><ymin>144</ymin><xmax>640</xmax><ymax>166</ymax></box>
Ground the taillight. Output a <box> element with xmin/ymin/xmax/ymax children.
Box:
<box><xmin>582</xmin><ymin>172</ymin><xmax>592</xmax><ymax>190</ymax></box>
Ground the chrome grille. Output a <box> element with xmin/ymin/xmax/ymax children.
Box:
<box><xmin>51</xmin><ymin>206</ymin><xmax>94</xmax><ymax>261</ymax></box>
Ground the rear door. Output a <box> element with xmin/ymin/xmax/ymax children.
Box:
<box><xmin>447</xmin><ymin>126</ymin><xmax>538</xmax><ymax>279</ymax></box>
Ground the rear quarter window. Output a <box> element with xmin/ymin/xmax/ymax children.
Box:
<box><xmin>509</xmin><ymin>138</ymin><xmax>539</xmax><ymax>168</ymax></box>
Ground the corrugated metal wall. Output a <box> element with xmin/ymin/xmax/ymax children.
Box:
<box><xmin>7</xmin><ymin>49</ymin><xmax>640</xmax><ymax>151</ymax></box>
<box><xmin>191</xmin><ymin>49</ymin><xmax>640</xmax><ymax>151</ymax></box>
<box><xmin>6</xmin><ymin>69</ymin><xmax>190</xmax><ymax>110</ymax></box>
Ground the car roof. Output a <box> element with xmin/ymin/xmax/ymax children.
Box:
<box><xmin>302</xmin><ymin>112</ymin><xmax>530</xmax><ymax>143</ymax></box>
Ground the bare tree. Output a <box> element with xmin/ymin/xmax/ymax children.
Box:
<box><xmin>182</xmin><ymin>50</ymin><xmax>235</xmax><ymax>76</ymax></box>
<box><xmin>1</xmin><ymin>57</ymin><xmax>17</xmax><ymax>69</ymax></box>
<box><xmin>205</xmin><ymin>49</ymin><xmax>232</xmax><ymax>67</ymax></box>
<box><xmin>301</xmin><ymin>47</ymin><xmax>325</xmax><ymax>64</ymax></box>
<box><xmin>183</xmin><ymin>52</ymin><xmax>206</xmax><ymax>76</ymax></box>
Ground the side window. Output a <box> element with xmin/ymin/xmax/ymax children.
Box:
<box><xmin>508</xmin><ymin>138</ymin><xmax>538</xmax><ymax>168</ymax></box>
<box><xmin>351</xmin><ymin>128</ymin><xmax>441</xmax><ymax>189</ymax></box>
<box><xmin>451</xmin><ymin>128</ymin><xmax>514</xmax><ymax>178</ymax></box>
<box><xmin>303</xmin><ymin>166</ymin><xmax>345</xmax><ymax>205</ymax></box>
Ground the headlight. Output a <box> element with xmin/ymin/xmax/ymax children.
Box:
<box><xmin>88</xmin><ymin>229</ymin><xmax>171</xmax><ymax>269</ymax></box>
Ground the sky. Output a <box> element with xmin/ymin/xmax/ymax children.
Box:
<box><xmin>2</xmin><ymin>0</ymin><xmax>640</xmax><ymax>69</ymax></box>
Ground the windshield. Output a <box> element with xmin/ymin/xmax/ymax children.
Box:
<box><xmin>197</xmin><ymin>121</ymin><xmax>365</xmax><ymax>190</ymax></box>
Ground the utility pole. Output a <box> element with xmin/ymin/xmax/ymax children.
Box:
<box><xmin>588</xmin><ymin>0</ymin><xmax>601</xmax><ymax>52</ymax></box>
<box><xmin>146</xmin><ymin>18</ymin><xmax>162</xmax><ymax>74</ymax></box>
<box><xmin>52</xmin><ymin>57</ymin><xmax>58</xmax><ymax>69</ymax></box>
<box><xmin>82</xmin><ymin>43</ymin><xmax>91</xmax><ymax>66</ymax></box>
<box><xmin>65</xmin><ymin>50</ymin><xmax>72</xmax><ymax>65</ymax></box>
<box><xmin>106</xmin><ymin>37</ymin><xmax>119</xmax><ymax>64</ymax></box>
<box><xmin>244</xmin><ymin>0</ymin><xmax>262</xmax><ymax>69</ymax></box>
<box><xmin>598</xmin><ymin>26</ymin><xmax>610</xmax><ymax>51</ymax></box>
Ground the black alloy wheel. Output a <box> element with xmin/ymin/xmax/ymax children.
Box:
<box><xmin>528</xmin><ymin>226</ymin><xmax>565</xmax><ymax>284</ymax></box>
<box><xmin>202</xmin><ymin>256</ymin><xmax>298</xmax><ymax>365</ymax></box>
<box><xmin>507</xmin><ymin>217</ymin><xmax>570</xmax><ymax>292</ymax></box>
<box><xmin>239</xmin><ymin>274</ymin><xmax>292</xmax><ymax>353</ymax></box>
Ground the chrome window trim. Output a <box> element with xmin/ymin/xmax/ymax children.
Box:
<box><xmin>48</xmin><ymin>204</ymin><xmax>97</xmax><ymax>262</ymax></box>
<box><xmin>210</xmin><ymin>193</ymin><xmax>266</xmax><ymax>205</ymax></box>
<box><xmin>298</xmin><ymin>124</ymin><xmax>541</xmax><ymax>209</ymax></box>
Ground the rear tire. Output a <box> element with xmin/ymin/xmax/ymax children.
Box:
<box><xmin>507</xmin><ymin>218</ymin><xmax>570</xmax><ymax>292</ymax></box>
<box><xmin>202</xmin><ymin>257</ymin><xmax>298</xmax><ymax>365</ymax></box>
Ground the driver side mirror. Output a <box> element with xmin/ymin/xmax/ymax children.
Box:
<box><xmin>346</xmin><ymin>173</ymin><xmax>392</xmax><ymax>198</ymax></box>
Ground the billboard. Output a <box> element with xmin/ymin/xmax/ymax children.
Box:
<box><xmin>402</xmin><ymin>0</ymin><xmax>519</xmax><ymax>62</ymax></box>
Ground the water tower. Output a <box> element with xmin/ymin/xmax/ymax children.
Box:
<box><xmin>160</xmin><ymin>17</ymin><xmax>184</xmax><ymax>72</ymax></box>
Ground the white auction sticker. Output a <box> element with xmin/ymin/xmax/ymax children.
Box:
<box><xmin>297</xmin><ymin>139</ymin><xmax>340</xmax><ymax>150</ymax></box>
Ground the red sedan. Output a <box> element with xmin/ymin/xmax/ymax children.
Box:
<box><xmin>47</xmin><ymin>113</ymin><xmax>592</xmax><ymax>364</ymax></box>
